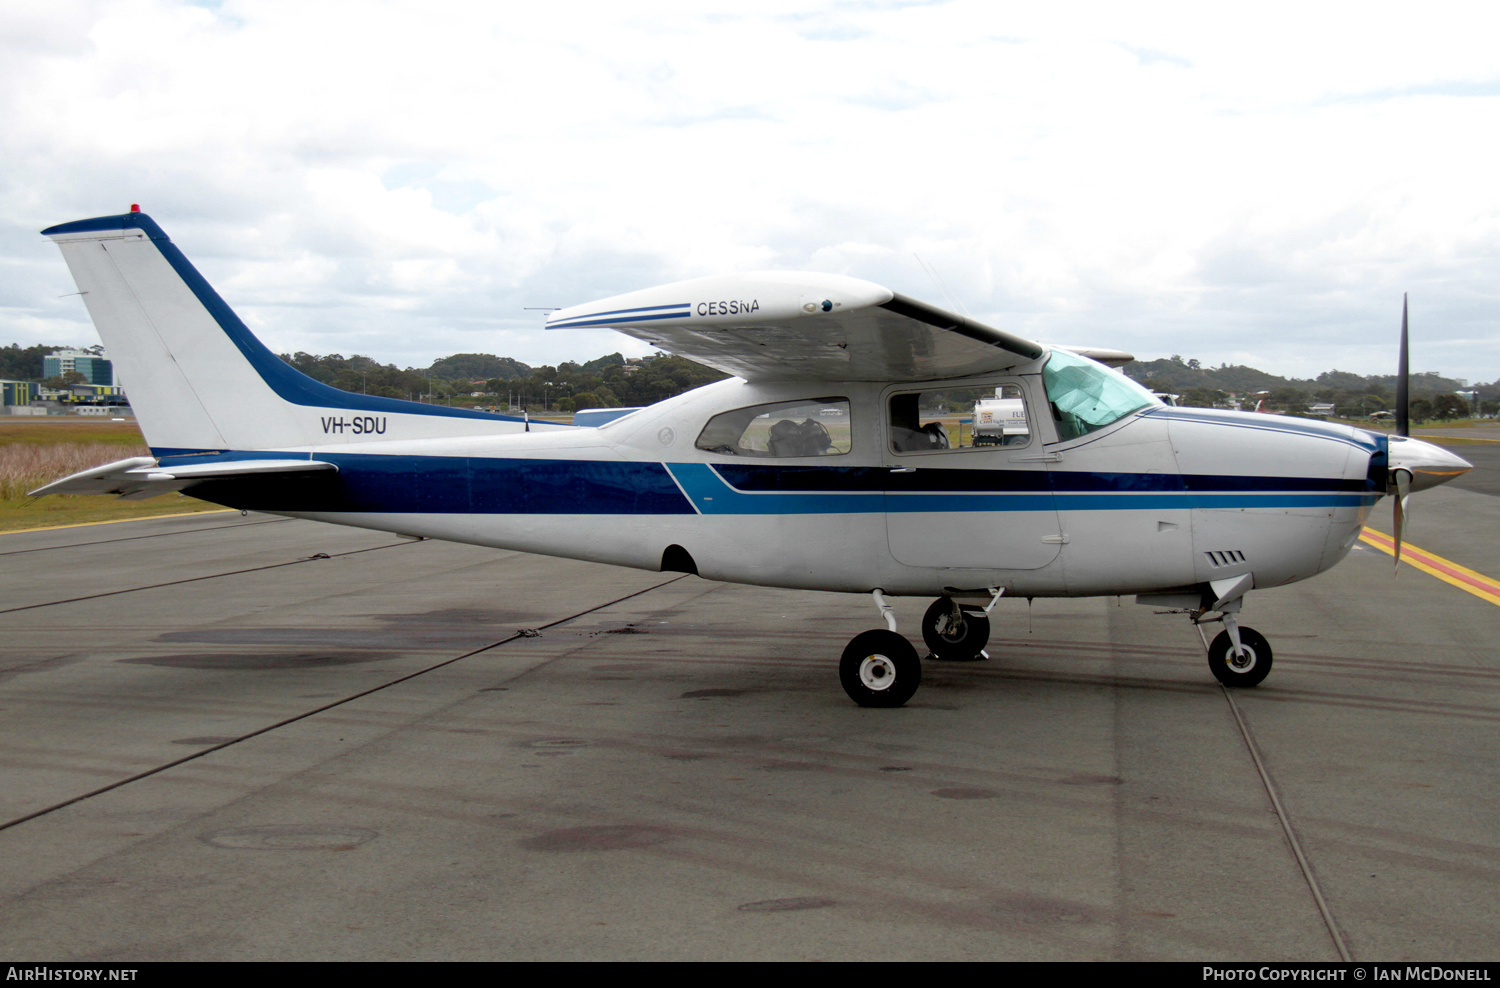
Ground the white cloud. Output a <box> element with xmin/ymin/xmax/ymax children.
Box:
<box><xmin>2</xmin><ymin>0</ymin><xmax>1498</xmax><ymax>380</ymax></box>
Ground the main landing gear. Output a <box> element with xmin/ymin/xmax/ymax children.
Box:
<box><xmin>839</xmin><ymin>630</ymin><xmax>921</xmax><ymax>708</ymax></box>
<box><xmin>920</xmin><ymin>597</ymin><xmax>991</xmax><ymax>662</ymax></box>
<box><xmin>838</xmin><ymin>591</ymin><xmax>1003</xmax><ymax>707</ymax></box>
<box><xmin>839</xmin><ymin>591</ymin><xmax>919</xmax><ymax>707</ymax></box>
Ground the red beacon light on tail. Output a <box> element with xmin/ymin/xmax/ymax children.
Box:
<box><xmin>130</xmin><ymin>204</ymin><xmax>140</xmax><ymax>213</ymax></box>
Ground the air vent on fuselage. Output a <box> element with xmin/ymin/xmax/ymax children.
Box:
<box><xmin>1204</xmin><ymin>550</ymin><xmax>1247</xmax><ymax>568</ymax></box>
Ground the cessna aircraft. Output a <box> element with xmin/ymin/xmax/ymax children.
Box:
<box><xmin>33</xmin><ymin>209</ymin><xmax>1473</xmax><ymax>707</ymax></box>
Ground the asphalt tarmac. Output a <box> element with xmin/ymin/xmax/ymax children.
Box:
<box><xmin>0</xmin><ymin>486</ymin><xmax>1496</xmax><ymax>961</ymax></box>
<box><xmin>1427</xmin><ymin>441</ymin><xmax>1500</xmax><ymax>498</ymax></box>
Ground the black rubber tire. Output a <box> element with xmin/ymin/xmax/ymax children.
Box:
<box><xmin>921</xmin><ymin>598</ymin><xmax>991</xmax><ymax>661</ymax></box>
<box><xmin>839</xmin><ymin>630</ymin><xmax>922</xmax><ymax>708</ymax></box>
<box><xmin>1208</xmin><ymin>627</ymin><xmax>1272</xmax><ymax>687</ymax></box>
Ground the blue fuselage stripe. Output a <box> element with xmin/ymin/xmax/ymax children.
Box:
<box><xmin>670</xmin><ymin>463</ymin><xmax>1375</xmax><ymax>514</ymax></box>
<box><xmin>164</xmin><ymin>451</ymin><xmax>1379</xmax><ymax>516</ymax></box>
<box><xmin>172</xmin><ymin>454</ymin><xmax>695</xmax><ymax>515</ymax></box>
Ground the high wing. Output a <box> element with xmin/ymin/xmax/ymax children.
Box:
<box><xmin>546</xmin><ymin>272</ymin><xmax>1048</xmax><ymax>382</ymax></box>
<box><xmin>29</xmin><ymin>456</ymin><xmax>338</xmax><ymax>500</ymax></box>
<box><xmin>1054</xmin><ymin>346</ymin><xmax>1134</xmax><ymax>369</ymax></box>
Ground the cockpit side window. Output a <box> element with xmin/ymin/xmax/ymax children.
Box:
<box><xmin>1041</xmin><ymin>349</ymin><xmax>1158</xmax><ymax>442</ymax></box>
<box><xmin>888</xmin><ymin>384</ymin><xmax>1031</xmax><ymax>453</ymax></box>
<box><xmin>695</xmin><ymin>397</ymin><xmax>852</xmax><ymax>457</ymax></box>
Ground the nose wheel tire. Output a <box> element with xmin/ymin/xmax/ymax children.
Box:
<box><xmin>921</xmin><ymin>598</ymin><xmax>991</xmax><ymax>661</ymax></box>
<box><xmin>840</xmin><ymin>630</ymin><xmax>921</xmax><ymax>707</ymax></box>
<box><xmin>1207</xmin><ymin>627</ymin><xmax>1272</xmax><ymax>687</ymax></box>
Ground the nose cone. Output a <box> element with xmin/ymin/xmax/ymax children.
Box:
<box><xmin>1388</xmin><ymin>436</ymin><xmax>1473</xmax><ymax>492</ymax></box>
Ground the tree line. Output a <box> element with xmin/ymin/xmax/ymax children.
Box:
<box><xmin>1124</xmin><ymin>355</ymin><xmax>1498</xmax><ymax>418</ymax></box>
<box><xmin>5</xmin><ymin>341</ymin><xmax>1497</xmax><ymax>418</ymax></box>
<box><xmin>276</xmin><ymin>349</ymin><xmax>727</xmax><ymax>412</ymax></box>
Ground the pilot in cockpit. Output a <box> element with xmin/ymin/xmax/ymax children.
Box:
<box><xmin>888</xmin><ymin>393</ymin><xmax>950</xmax><ymax>452</ymax></box>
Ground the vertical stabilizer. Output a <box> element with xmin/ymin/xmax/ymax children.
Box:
<box><xmin>42</xmin><ymin>212</ymin><xmax>547</xmax><ymax>453</ymax></box>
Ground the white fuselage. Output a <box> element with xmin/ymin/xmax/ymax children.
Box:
<box><xmin>168</xmin><ymin>370</ymin><xmax>1382</xmax><ymax>601</ymax></box>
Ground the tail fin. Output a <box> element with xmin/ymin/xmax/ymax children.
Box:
<box><xmin>42</xmin><ymin>212</ymin><xmax>541</xmax><ymax>453</ymax></box>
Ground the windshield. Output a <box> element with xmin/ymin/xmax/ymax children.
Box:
<box><xmin>1042</xmin><ymin>349</ymin><xmax>1157</xmax><ymax>442</ymax></box>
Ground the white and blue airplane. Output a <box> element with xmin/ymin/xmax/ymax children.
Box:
<box><xmin>33</xmin><ymin>209</ymin><xmax>1472</xmax><ymax>707</ymax></box>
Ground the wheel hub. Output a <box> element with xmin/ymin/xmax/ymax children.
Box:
<box><xmin>1228</xmin><ymin>646</ymin><xmax>1257</xmax><ymax>672</ymax></box>
<box><xmin>858</xmin><ymin>654</ymin><xmax>896</xmax><ymax>691</ymax></box>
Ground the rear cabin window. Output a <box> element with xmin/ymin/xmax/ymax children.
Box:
<box><xmin>888</xmin><ymin>385</ymin><xmax>1031</xmax><ymax>453</ymax></box>
<box><xmin>695</xmin><ymin>398</ymin><xmax>852</xmax><ymax>457</ymax></box>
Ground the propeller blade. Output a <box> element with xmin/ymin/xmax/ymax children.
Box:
<box><xmin>1391</xmin><ymin>294</ymin><xmax>1412</xmax><ymax>571</ymax></box>
<box><xmin>1391</xmin><ymin>468</ymin><xmax>1412</xmax><ymax>571</ymax></box>
<box><xmin>1396</xmin><ymin>293</ymin><xmax>1409</xmax><ymax>439</ymax></box>
<box><xmin>1393</xmin><ymin>495</ymin><xmax>1404</xmax><ymax>570</ymax></box>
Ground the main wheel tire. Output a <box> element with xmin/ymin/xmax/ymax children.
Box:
<box><xmin>921</xmin><ymin>598</ymin><xmax>991</xmax><ymax>661</ymax></box>
<box><xmin>1208</xmin><ymin>627</ymin><xmax>1272</xmax><ymax>687</ymax></box>
<box><xmin>839</xmin><ymin>630</ymin><xmax>922</xmax><ymax>708</ymax></box>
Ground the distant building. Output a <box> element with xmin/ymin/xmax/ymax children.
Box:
<box><xmin>34</xmin><ymin>382</ymin><xmax>128</xmax><ymax>408</ymax></box>
<box><xmin>2</xmin><ymin>379</ymin><xmax>37</xmax><ymax>407</ymax></box>
<box><xmin>72</xmin><ymin>383</ymin><xmax>127</xmax><ymax>405</ymax></box>
<box><xmin>43</xmin><ymin>349</ymin><xmax>115</xmax><ymax>386</ymax></box>
<box><xmin>1307</xmin><ymin>403</ymin><xmax>1336</xmax><ymax>417</ymax></box>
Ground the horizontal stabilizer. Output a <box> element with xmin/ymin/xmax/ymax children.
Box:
<box><xmin>29</xmin><ymin>456</ymin><xmax>338</xmax><ymax>500</ymax></box>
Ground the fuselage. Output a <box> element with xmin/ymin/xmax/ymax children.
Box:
<box><xmin>164</xmin><ymin>362</ymin><xmax>1387</xmax><ymax>601</ymax></box>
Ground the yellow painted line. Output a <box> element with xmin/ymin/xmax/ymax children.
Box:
<box><xmin>0</xmin><ymin>508</ymin><xmax>236</xmax><ymax>537</ymax></box>
<box><xmin>1359</xmin><ymin>527</ymin><xmax>1500</xmax><ymax>607</ymax></box>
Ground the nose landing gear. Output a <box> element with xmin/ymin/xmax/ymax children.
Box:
<box><xmin>1146</xmin><ymin>584</ymin><xmax>1275</xmax><ymax>688</ymax></box>
<box><xmin>1194</xmin><ymin>597</ymin><xmax>1273</xmax><ymax>687</ymax></box>
<box><xmin>1207</xmin><ymin>627</ymin><xmax>1272</xmax><ymax>686</ymax></box>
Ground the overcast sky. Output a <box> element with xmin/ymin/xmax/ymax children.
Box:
<box><xmin>3</xmin><ymin>0</ymin><xmax>1498</xmax><ymax>383</ymax></box>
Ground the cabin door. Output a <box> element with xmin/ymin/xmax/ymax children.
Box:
<box><xmin>881</xmin><ymin>379</ymin><xmax>1062</xmax><ymax>570</ymax></box>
